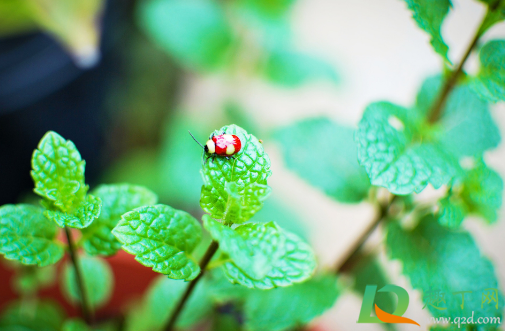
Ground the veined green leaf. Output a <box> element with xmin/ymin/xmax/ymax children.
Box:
<box><xmin>356</xmin><ymin>76</ymin><xmax>500</xmax><ymax>195</ymax></box>
<box><xmin>402</xmin><ymin>0</ymin><xmax>451</xmax><ymax>62</ymax></box>
<box><xmin>471</xmin><ymin>40</ymin><xmax>505</xmax><ymax>103</ymax></box>
<box><xmin>138</xmin><ymin>0</ymin><xmax>234</xmax><ymax>71</ymax></box>
<box><xmin>82</xmin><ymin>184</ymin><xmax>158</xmax><ymax>256</ymax></box>
<box><xmin>62</xmin><ymin>255</ymin><xmax>113</xmax><ymax>309</ymax></box>
<box><xmin>0</xmin><ymin>204</ymin><xmax>64</xmax><ymax>266</ymax></box>
<box><xmin>222</xmin><ymin>226</ymin><xmax>316</xmax><ymax>289</ymax></box>
<box><xmin>244</xmin><ymin>274</ymin><xmax>340</xmax><ymax>331</ymax></box>
<box><xmin>386</xmin><ymin>216</ymin><xmax>504</xmax><ymax>323</ymax></box>
<box><xmin>203</xmin><ymin>215</ymin><xmax>285</xmax><ymax>279</ymax></box>
<box><xmin>31</xmin><ymin>131</ymin><xmax>87</xmax><ymax>212</ymax></box>
<box><xmin>44</xmin><ymin>194</ymin><xmax>101</xmax><ymax>229</ymax></box>
<box><xmin>275</xmin><ymin>117</ymin><xmax>370</xmax><ymax>203</ymax></box>
<box><xmin>200</xmin><ymin>125</ymin><xmax>272</xmax><ymax>224</ymax></box>
<box><xmin>112</xmin><ymin>204</ymin><xmax>202</xmax><ymax>280</ymax></box>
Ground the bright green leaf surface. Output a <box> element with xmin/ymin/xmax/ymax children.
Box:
<box><xmin>223</xmin><ymin>227</ymin><xmax>316</xmax><ymax>289</ymax></box>
<box><xmin>244</xmin><ymin>274</ymin><xmax>339</xmax><ymax>331</ymax></box>
<box><xmin>82</xmin><ymin>184</ymin><xmax>158</xmax><ymax>256</ymax></box>
<box><xmin>200</xmin><ymin>125</ymin><xmax>272</xmax><ymax>224</ymax></box>
<box><xmin>125</xmin><ymin>276</ymin><xmax>213</xmax><ymax>331</ymax></box>
<box><xmin>472</xmin><ymin>40</ymin><xmax>505</xmax><ymax>103</ymax></box>
<box><xmin>44</xmin><ymin>194</ymin><xmax>101</xmax><ymax>229</ymax></box>
<box><xmin>0</xmin><ymin>204</ymin><xmax>64</xmax><ymax>266</ymax></box>
<box><xmin>0</xmin><ymin>299</ymin><xmax>65</xmax><ymax>331</ymax></box>
<box><xmin>238</xmin><ymin>0</ymin><xmax>296</xmax><ymax>19</ymax></box>
<box><xmin>62</xmin><ymin>255</ymin><xmax>113</xmax><ymax>309</ymax></box>
<box><xmin>138</xmin><ymin>0</ymin><xmax>233</xmax><ymax>70</ymax></box>
<box><xmin>203</xmin><ymin>215</ymin><xmax>285</xmax><ymax>279</ymax></box>
<box><xmin>31</xmin><ymin>131</ymin><xmax>87</xmax><ymax>212</ymax></box>
<box><xmin>276</xmin><ymin>117</ymin><xmax>370</xmax><ymax>203</ymax></box>
<box><xmin>356</xmin><ymin>76</ymin><xmax>500</xmax><ymax>195</ymax></box>
<box><xmin>264</xmin><ymin>50</ymin><xmax>338</xmax><ymax>87</ymax></box>
<box><xmin>62</xmin><ymin>319</ymin><xmax>90</xmax><ymax>331</ymax></box>
<box><xmin>112</xmin><ymin>204</ymin><xmax>202</xmax><ymax>280</ymax></box>
<box><xmin>403</xmin><ymin>0</ymin><xmax>451</xmax><ymax>62</ymax></box>
<box><xmin>356</xmin><ymin>101</ymin><xmax>459</xmax><ymax>194</ymax></box>
<box><xmin>387</xmin><ymin>216</ymin><xmax>504</xmax><ymax>323</ymax></box>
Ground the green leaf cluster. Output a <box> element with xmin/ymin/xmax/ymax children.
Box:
<box><xmin>137</xmin><ymin>0</ymin><xmax>338</xmax><ymax>87</ymax></box>
<box><xmin>356</xmin><ymin>76</ymin><xmax>500</xmax><ymax>195</ymax></box>
<box><xmin>438</xmin><ymin>160</ymin><xmax>503</xmax><ymax>227</ymax></box>
<box><xmin>387</xmin><ymin>215</ymin><xmax>503</xmax><ymax>324</ymax></box>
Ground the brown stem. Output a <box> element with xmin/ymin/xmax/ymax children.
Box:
<box><xmin>335</xmin><ymin>194</ymin><xmax>396</xmax><ymax>274</ymax></box>
<box><xmin>427</xmin><ymin>7</ymin><xmax>493</xmax><ymax>123</ymax></box>
<box><xmin>164</xmin><ymin>241</ymin><xmax>220</xmax><ymax>331</ymax></box>
<box><xmin>64</xmin><ymin>226</ymin><xmax>93</xmax><ymax>324</ymax></box>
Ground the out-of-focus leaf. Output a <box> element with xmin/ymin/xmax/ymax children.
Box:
<box><xmin>387</xmin><ymin>216</ymin><xmax>504</xmax><ymax>323</ymax></box>
<box><xmin>62</xmin><ymin>255</ymin><xmax>113</xmax><ymax>309</ymax></box>
<box><xmin>13</xmin><ymin>265</ymin><xmax>56</xmax><ymax>295</ymax></box>
<box><xmin>276</xmin><ymin>117</ymin><xmax>370</xmax><ymax>203</ymax></box>
<box><xmin>125</xmin><ymin>276</ymin><xmax>213</xmax><ymax>331</ymax></box>
<box><xmin>62</xmin><ymin>319</ymin><xmax>90</xmax><ymax>331</ymax></box>
<box><xmin>402</xmin><ymin>0</ymin><xmax>451</xmax><ymax>62</ymax></box>
<box><xmin>138</xmin><ymin>0</ymin><xmax>234</xmax><ymax>71</ymax></box>
<box><xmin>244</xmin><ymin>274</ymin><xmax>340</xmax><ymax>331</ymax></box>
<box><xmin>264</xmin><ymin>50</ymin><xmax>338</xmax><ymax>87</ymax></box>
<box><xmin>238</xmin><ymin>0</ymin><xmax>296</xmax><ymax>19</ymax></box>
<box><xmin>471</xmin><ymin>40</ymin><xmax>505</xmax><ymax>103</ymax></box>
<box><xmin>0</xmin><ymin>300</ymin><xmax>65</xmax><ymax>331</ymax></box>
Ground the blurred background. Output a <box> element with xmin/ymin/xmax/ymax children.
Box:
<box><xmin>0</xmin><ymin>0</ymin><xmax>504</xmax><ymax>330</ymax></box>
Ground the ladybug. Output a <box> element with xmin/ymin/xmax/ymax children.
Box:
<box><xmin>189</xmin><ymin>131</ymin><xmax>242</xmax><ymax>163</ymax></box>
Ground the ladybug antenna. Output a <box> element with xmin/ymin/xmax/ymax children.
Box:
<box><xmin>188</xmin><ymin>131</ymin><xmax>205</xmax><ymax>149</ymax></box>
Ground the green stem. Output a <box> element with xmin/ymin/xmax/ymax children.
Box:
<box><xmin>427</xmin><ymin>6</ymin><xmax>494</xmax><ymax>123</ymax></box>
<box><xmin>64</xmin><ymin>226</ymin><xmax>93</xmax><ymax>324</ymax></box>
<box><xmin>164</xmin><ymin>241</ymin><xmax>220</xmax><ymax>331</ymax></box>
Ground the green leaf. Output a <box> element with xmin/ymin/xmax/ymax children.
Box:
<box><xmin>13</xmin><ymin>265</ymin><xmax>56</xmax><ymax>295</ymax></box>
<box><xmin>125</xmin><ymin>276</ymin><xmax>213</xmax><ymax>331</ymax></box>
<box><xmin>402</xmin><ymin>0</ymin><xmax>451</xmax><ymax>62</ymax></box>
<box><xmin>112</xmin><ymin>204</ymin><xmax>202</xmax><ymax>280</ymax></box>
<box><xmin>44</xmin><ymin>194</ymin><xmax>101</xmax><ymax>229</ymax></box>
<box><xmin>264</xmin><ymin>50</ymin><xmax>338</xmax><ymax>87</ymax></box>
<box><xmin>275</xmin><ymin>117</ymin><xmax>370</xmax><ymax>203</ymax></box>
<box><xmin>62</xmin><ymin>319</ymin><xmax>90</xmax><ymax>331</ymax></box>
<box><xmin>138</xmin><ymin>0</ymin><xmax>234</xmax><ymax>71</ymax></box>
<box><xmin>62</xmin><ymin>255</ymin><xmax>113</xmax><ymax>309</ymax></box>
<box><xmin>238</xmin><ymin>0</ymin><xmax>296</xmax><ymax>19</ymax></box>
<box><xmin>472</xmin><ymin>40</ymin><xmax>505</xmax><ymax>103</ymax></box>
<box><xmin>200</xmin><ymin>125</ymin><xmax>272</xmax><ymax>224</ymax></box>
<box><xmin>0</xmin><ymin>300</ymin><xmax>65</xmax><ymax>331</ymax></box>
<box><xmin>356</xmin><ymin>101</ymin><xmax>459</xmax><ymax>194</ymax></box>
<box><xmin>0</xmin><ymin>204</ymin><xmax>64</xmax><ymax>266</ymax></box>
<box><xmin>386</xmin><ymin>215</ymin><xmax>504</xmax><ymax>322</ymax></box>
<box><xmin>222</xmin><ymin>225</ymin><xmax>316</xmax><ymax>289</ymax></box>
<box><xmin>31</xmin><ymin>131</ymin><xmax>88</xmax><ymax>212</ymax></box>
<box><xmin>438</xmin><ymin>160</ymin><xmax>503</xmax><ymax>226</ymax></box>
<box><xmin>244</xmin><ymin>274</ymin><xmax>340</xmax><ymax>331</ymax></box>
<box><xmin>81</xmin><ymin>184</ymin><xmax>158</xmax><ymax>256</ymax></box>
<box><xmin>203</xmin><ymin>215</ymin><xmax>285</xmax><ymax>279</ymax></box>
<box><xmin>356</xmin><ymin>76</ymin><xmax>500</xmax><ymax>195</ymax></box>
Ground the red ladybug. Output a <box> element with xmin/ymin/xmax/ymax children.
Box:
<box><xmin>189</xmin><ymin>131</ymin><xmax>242</xmax><ymax>162</ymax></box>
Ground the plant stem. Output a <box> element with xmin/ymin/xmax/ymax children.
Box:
<box><xmin>164</xmin><ymin>241</ymin><xmax>220</xmax><ymax>331</ymax></box>
<box><xmin>64</xmin><ymin>226</ymin><xmax>93</xmax><ymax>324</ymax></box>
<box><xmin>427</xmin><ymin>7</ymin><xmax>493</xmax><ymax>123</ymax></box>
<box><xmin>335</xmin><ymin>194</ymin><xmax>395</xmax><ymax>274</ymax></box>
